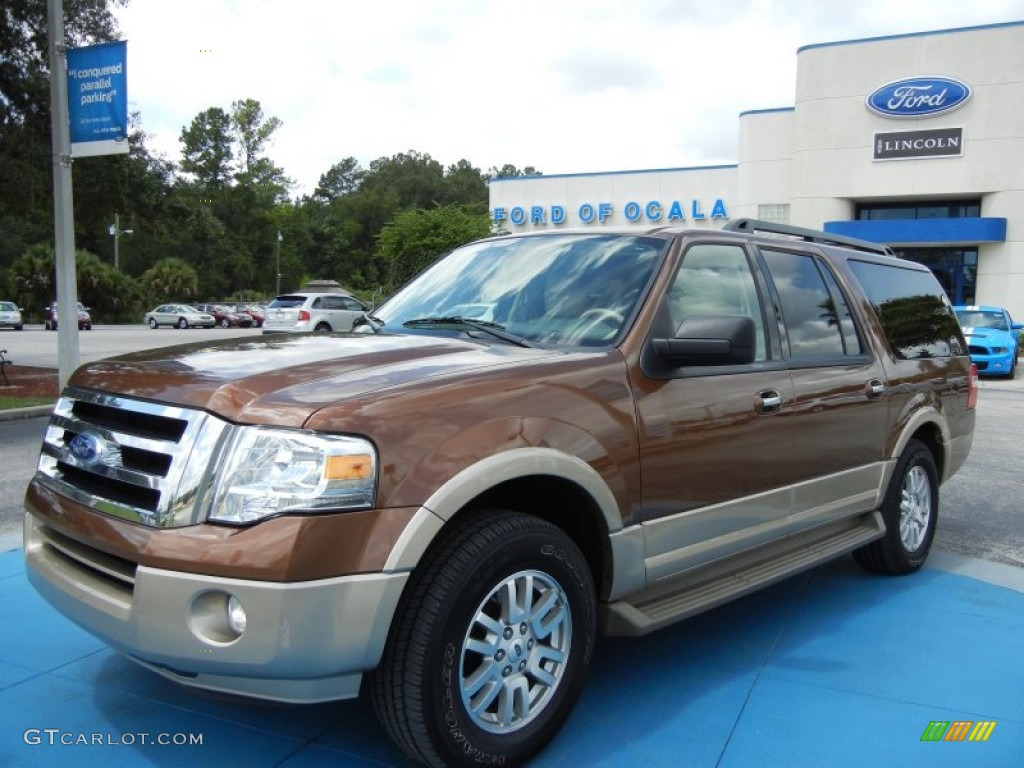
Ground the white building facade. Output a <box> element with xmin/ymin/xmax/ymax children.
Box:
<box><xmin>488</xmin><ymin>21</ymin><xmax>1024</xmax><ymax>320</ymax></box>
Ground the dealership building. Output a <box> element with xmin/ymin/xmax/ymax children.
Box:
<box><xmin>489</xmin><ymin>21</ymin><xmax>1024</xmax><ymax>320</ymax></box>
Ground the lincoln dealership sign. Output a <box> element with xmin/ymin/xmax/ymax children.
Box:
<box><xmin>874</xmin><ymin>127</ymin><xmax>963</xmax><ymax>160</ymax></box>
<box><xmin>493</xmin><ymin>198</ymin><xmax>728</xmax><ymax>227</ymax></box>
<box><xmin>866</xmin><ymin>76</ymin><xmax>971</xmax><ymax>119</ymax></box>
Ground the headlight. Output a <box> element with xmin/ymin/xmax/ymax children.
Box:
<box><xmin>206</xmin><ymin>427</ymin><xmax>377</xmax><ymax>524</ymax></box>
<box><xmin>992</xmin><ymin>347</ymin><xmax>1007</xmax><ymax>354</ymax></box>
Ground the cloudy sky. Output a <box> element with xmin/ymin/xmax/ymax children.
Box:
<box><xmin>113</xmin><ymin>0</ymin><xmax>1021</xmax><ymax>197</ymax></box>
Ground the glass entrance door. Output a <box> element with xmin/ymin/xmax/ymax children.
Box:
<box><xmin>892</xmin><ymin>248</ymin><xmax>976</xmax><ymax>305</ymax></box>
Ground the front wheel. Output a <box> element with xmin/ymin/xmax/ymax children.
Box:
<box><xmin>853</xmin><ymin>439</ymin><xmax>938</xmax><ymax>575</ymax></box>
<box><xmin>148</xmin><ymin>318</ymin><xmax>158</xmax><ymax>329</ymax></box>
<box><xmin>177</xmin><ymin>317</ymin><xmax>189</xmax><ymax>329</ymax></box>
<box><xmin>370</xmin><ymin>510</ymin><xmax>596</xmax><ymax>767</ymax></box>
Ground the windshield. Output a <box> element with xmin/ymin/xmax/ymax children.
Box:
<box><xmin>374</xmin><ymin>233</ymin><xmax>666</xmax><ymax>347</ymax></box>
<box><xmin>955</xmin><ymin>310</ymin><xmax>1008</xmax><ymax>331</ymax></box>
<box><xmin>0</xmin><ymin>302</ymin><xmax>16</xmax><ymax>311</ymax></box>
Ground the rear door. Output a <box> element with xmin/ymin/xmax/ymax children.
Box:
<box><xmin>321</xmin><ymin>295</ymin><xmax>365</xmax><ymax>331</ymax></box>
<box><xmin>757</xmin><ymin>246</ymin><xmax>891</xmax><ymax>515</ymax></box>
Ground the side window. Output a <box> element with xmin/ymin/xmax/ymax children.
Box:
<box><xmin>311</xmin><ymin>297</ymin><xmax>323</xmax><ymax>309</ymax></box>
<box><xmin>342</xmin><ymin>297</ymin><xmax>363</xmax><ymax>311</ymax></box>
<box><xmin>817</xmin><ymin>263</ymin><xmax>863</xmax><ymax>355</ymax></box>
<box><xmin>847</xmin><ymin>260</ymin><xmax>965</xmax><ymax>359</ymax></box>
<box><xmin>761</xmin><ymin>249</ymin><xmax>848</xmax><ymax>360</ymax></box>
<box><xmin>668</xmin><ymin>244</ymin><xmax>767</xmax><ymax>361</ymax></box>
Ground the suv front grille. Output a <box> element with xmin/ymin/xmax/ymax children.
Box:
<box><xmin>36</xmin><ymin>387</ymin><xmax>233</xmax><ymax>528</ymax></box>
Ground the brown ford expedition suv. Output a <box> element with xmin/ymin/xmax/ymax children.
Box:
<box><xmin>24</xmin><ymin>220</ymin><xmax>976</xmax><ymax>767</ymax></box>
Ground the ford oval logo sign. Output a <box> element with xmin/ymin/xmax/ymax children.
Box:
<box><xmin>69</xmin><ymin>433</ymin><xmax>106</xmax><ymax>465</ymax></box>
<box><xmin>866</xmin><ymin>76</ymin><xmax>971</xmax><ymax>119</ymax></box>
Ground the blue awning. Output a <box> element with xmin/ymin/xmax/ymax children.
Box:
<box><xmin>823</xmin><ymin>218</ymin><xmax>1006</xmax><ymax>246</ymax></box>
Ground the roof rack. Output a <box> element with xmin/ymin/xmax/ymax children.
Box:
<box><xmin>723</xmin><ymin>218</ymin><xmax>893</xmax><ymax>256</ymax></box>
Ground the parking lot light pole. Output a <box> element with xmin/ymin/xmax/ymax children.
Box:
<box><xmin>109</xmin><ymin>213</ymin><xmax>133</xmax><ymax>271</ymax></box>
<box><xmin>276</xmin><ymin>231</ymin><xmax>282</xmax><ymax>296</ymax></box>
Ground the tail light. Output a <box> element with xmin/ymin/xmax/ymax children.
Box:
<box><xmin>967</xmin><ymin>363</ymin><xmax>978</xmax><ymax>410</ymax></box>
<box><xmin>299</xmin><ymin>310</ymin><xmax>311</xmax><ymax>322</ymax></box>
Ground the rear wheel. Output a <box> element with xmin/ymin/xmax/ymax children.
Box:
<box><xmin>219</xmin><ymin>318</ymin><xmax>230</xmax><ymax>328</ymax></box>
<box><xmin>313</xmin><ymin>322</ymin><xmax>332</xmax><ymax>334</ymax></box>
<box><xmin>853</xmin><ymin>439</ymin><xmax>938</xmax><ymax>575</ymax></box>
<box><xmin>370</xmin><ymin>510</ymin><xmax>596</xmax><ymax>767</ymax></box>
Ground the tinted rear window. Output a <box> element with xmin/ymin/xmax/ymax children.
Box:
<box><xmin>848</xmin><ymin>260</ymin><xmax>965</xmax><ymax>359</ymax></box>
<box><xmin>267</xmin><ymin>295</ymin><xmax>306</xmax><ymax>308</ymax></box>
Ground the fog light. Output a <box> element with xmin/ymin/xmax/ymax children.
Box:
<box><xmin>227</xmin><ymin>595</ymin><xmax>247</xmax><ymax>635</ymax></box>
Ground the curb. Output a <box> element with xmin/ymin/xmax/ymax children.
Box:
<box><xmin>0</xmin><ymin>404</ymin><xmax>53</xmax><ymax>422</ymax></box>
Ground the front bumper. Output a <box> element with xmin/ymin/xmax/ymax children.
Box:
<box><xmin>23</xmin><ymin>512</ymin><xmax>408</xmax><ymax>703</ymax></box>
<box><xmin>970</xmin><ymin>350</ymin><xmax>1015</xmax><ymax>375</ymax></box>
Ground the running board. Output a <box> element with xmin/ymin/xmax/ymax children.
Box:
<box><xmin>601</xmin><ymin>511</ymin><xmax>885</xmax><ymax>637</ymax></box>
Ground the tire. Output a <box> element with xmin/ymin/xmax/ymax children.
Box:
<box><xmin>219</xmin><ymin>318</ymin><xmax>230</xmax><ymax>328</ymax></box>
<box><xmin>177</xmin><ymin>317</ymin><xmax>189</xmax><ymax>329</ymax></box>
<box><xmin>853</xmin><ymin>439</ymin><xmax>938</xmax><ymax>575</ymax></box>
<box><xmin>370</xmin><ymin>510</ymin><xmax>596</xmax><ymax>768</ymax></box>
<box><xmin>148</xmin><ymin>318</ymin><xmax>158</xmax><ymax>329</ymax></box>
<box><xmin>313</xmin><ymin>322</ymin><xmax>332</xmax><ymax>334</ymax></box>
<box><xmin>1006</xmin><ymin>352</ymin><xmax>1017</xmax><ymax>380</ymax></box>
<box><xmin>14</xmin><ymin>325</ymin><xmax>22</xmax><ymax>331</ymax></box>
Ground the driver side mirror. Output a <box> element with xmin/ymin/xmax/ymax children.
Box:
<box><xmin>653</xmin><ymin>314</ymin><xmax>755</xmax><ymax>366</ymax></box>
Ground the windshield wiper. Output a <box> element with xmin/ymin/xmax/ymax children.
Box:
<box><xmin>402</xmin><ymin>316</ymin><xmax>538</xmax><ymax>348</ymax></box>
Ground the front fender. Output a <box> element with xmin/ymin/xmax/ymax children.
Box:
<box><xmin>385</xmin><ymin>442</ymin><xmax>624</xmax><ymax>568</ymax></box>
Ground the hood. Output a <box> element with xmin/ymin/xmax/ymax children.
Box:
<box><xmin>962</xmin><ymin>327</ymin><xmax>1009</xmax><ymax>341</ymax></box>
<box><xmin>68</xmin><ymin>333</ymin><xmax>563</xmax><ymax>427</ymax></box>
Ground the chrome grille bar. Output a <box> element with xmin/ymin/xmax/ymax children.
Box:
<box><xmin>35</xmin><ymin>387</ymin><xmax>234</xmax><ymax>528</ymax></box>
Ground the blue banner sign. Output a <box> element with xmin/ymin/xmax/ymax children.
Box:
<box><xmin>493</xmin><ymin>199</ymin><xmax>728</xmax><ymax>227</ymax></box>
<box><xmin>67</xmin><ymin>41</ymin><xmax>128</xmax><ymax>157</ymax></box>
<box><xmin>865</xmin><ymin>76</ymin><xmax>971</xmax><ymax>119</ymax></box>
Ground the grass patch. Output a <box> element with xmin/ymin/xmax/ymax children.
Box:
<box><xmin>0</xmin><ymin>395</ymin><xmax>54</xmax><ymax>410</ymax></box>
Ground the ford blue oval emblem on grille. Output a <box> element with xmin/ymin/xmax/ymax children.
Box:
<box><xmin>866</xmin><ymin>77</ymin><xmax>971</xmax><ymax>119</ymax></box>
<box><xmin>69</xmin><ymin>433</ymin><xmax>106</xmax><ymax>465</ymax></box>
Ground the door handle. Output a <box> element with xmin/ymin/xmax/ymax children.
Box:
<box><xmin>755</xmin><ymin>389</ymin><xmax>783</xmax><ymax>413</ymax></box>
<box><xmin>866</xmin><ymin>379</ymin><xmax>886</xmax><ymax>398</ymax></box>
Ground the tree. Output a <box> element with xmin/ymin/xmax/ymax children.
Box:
<box><xmin>1</xmin><ymin>0</ymin><xmax>128</xmax><ymax>274</ymax></box>
<box><xmin>231</xmin><ymin>98</ymin><xmax>282</xmax><ymax>175</ymax></box>
<box><xmin>10</xmin><ymin>243</ymin><xmax>56</xmax><ymax>318</ymax></box>
<box><xmin>361</xmin><ymin>150</ymin><xmax>447</xmax><ymax>210</ymax></box>
<box><xmin>179</xmin><ymin>107</ymin><xmax>234</xmax><ymax>187</ymax></box>
<box><xmin>441</xmin><ymin>159</ymin><xmax>488</xmax><ymax>206</ymax></box>
<box><xmin>140</xmin><ymin>257</ymin><xmax>199</xmax><ymax>303</ymax></box>
<box><xmin>312</xmin><ymin>157</ymin><xmax>364</xmax><ymax>202</ymax></box>
<box><xmin>378</xmin><ymin>205</ymin><xmax>492</xmax><ymax>288</ymax></box>
<box><xmin>486</xmin><ymin>164</ymin><xmax>542</xmax><ymax>179</ymax></box>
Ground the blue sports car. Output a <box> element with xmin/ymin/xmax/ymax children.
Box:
<box><xmin>953</xmin><ymin>305</ymin><xmax>1022</xmax><ymax>379</ymax></box>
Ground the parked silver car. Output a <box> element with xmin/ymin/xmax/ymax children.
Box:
<box><xmin>0</xmin><ymin>301</ymin><xmax>23</xmax><ymax>330</ymax></box>
<box><xmin>262</xmin><ymin>292</ymin><xmax>368</xmax><ymax>334</ymax></box>
<box><xmin>144</xmin><ymin>304</ymin><xmax>216</xmax><ymax>329</ymax></box>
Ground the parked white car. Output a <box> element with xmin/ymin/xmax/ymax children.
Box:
<box><xmin>262</xmin><ymin>292</ymin><xmax>368</xmax><ymax>334</ymax></box>
<box><xmin>144</xmin><ymin>304</ymin><xmax>216</xmax><ymax>329</ymax></box>
<box><xmin>0</xmin><ymin>301</ymin><xmax>23</xmax><ymax>330</ymax></box>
